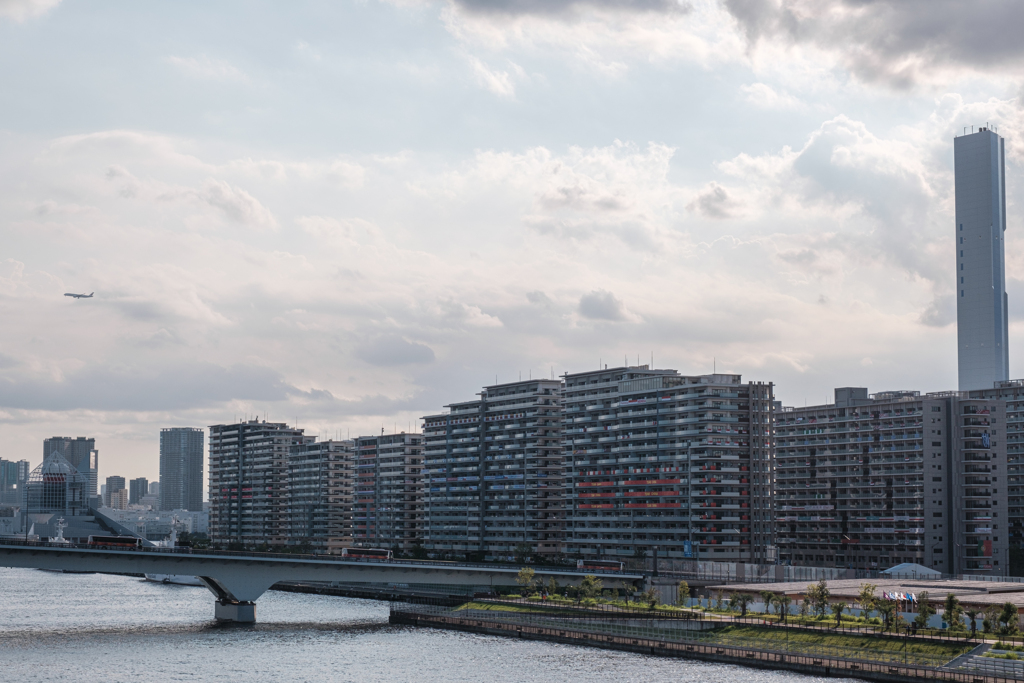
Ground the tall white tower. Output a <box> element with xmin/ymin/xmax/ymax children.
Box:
<box><xmin>955</xmin><ymin>126</ymin><xmax>1008</xmax><ymax>391</ymax></box>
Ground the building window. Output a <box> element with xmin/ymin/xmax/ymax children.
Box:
<box><xmin>962</xmin><ymin>290</ymin><xmax>965</xmax><ymax>297</ymax></box>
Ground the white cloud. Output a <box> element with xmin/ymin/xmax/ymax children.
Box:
<box><xmin>467</xmin><ymin>55</ymin><xmax>522</xmax><ymax>98</ymax></box>
<box><xmin>0</xmin><ymin>0</ymin><xmax>60</xmax><ymax>21</ymax></box>
<box><xmin>739</xmin><ymin>82</ymin><xmax>802</xmax><ymax>109</ymax></box>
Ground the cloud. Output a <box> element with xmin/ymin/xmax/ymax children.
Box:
<box><xmin>739</xmin><ymin>82</ymin><xmax>802</xmax><ymax>110</ymax></box>
<box><xmin>722</xmin><ymin>0</ymin><xmax>1024</xmax><ymax>87</ymax></box>
<box><xmin>687</xmin><ymin>182</ymin><xmax>738</xmax><ymax>219</ymax></box>
<box><xmin>165</xmin><ymin>55</ymin><xmax>248</xmax><ymax>82</ymax></box>
<box><xmin>198</xmin><ymin>179</ymin><xmax>277</xmax><ymax>228</ymax></box>
<box><xmin>0</xmin><ymin>362</ymin><xmax>294</xmax><ymax>411</ymax></box>
<box><xmin>452</xmin><ymin>0</ymin><xmax>689</xmax><ymax>16</ymax></box>
<box><xmin>0</xmin><ymin>0</ymin><xmax>60</xmax><ymax>21</ymax></box>
<box><xmin>355</xmin><ymin>334</ymin><xmax>436</xmax><ymax>366</ymax></box>
<box><xmin>579</xmin><ymin>289</ymin><xmax>630</xmax><ymax>321</ymax></box>
<box><xmin>467</xmin><ymin>55</ymin><xmax>522</xmax><ymax>99</ymax></box>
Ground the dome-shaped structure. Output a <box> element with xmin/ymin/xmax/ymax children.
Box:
<box><xmin>25</xmin><ymin>451</ymin><xmax>90</xmax><ymax>516</ymax></box>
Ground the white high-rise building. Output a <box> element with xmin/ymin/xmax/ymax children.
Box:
<box><xmin>956</xmin><ymin>126</ymin><xmax>1009</xmax><ymax>390</ymax></box>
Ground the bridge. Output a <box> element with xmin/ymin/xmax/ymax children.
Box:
<box><xmin>0</xmin><ymin>540</ymin><xmax>645</xmax><ymax>622</ymax></box>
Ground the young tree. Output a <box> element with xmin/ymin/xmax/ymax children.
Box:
<box><xmin>731</xmin><ymin>592</ymin><xmax>752</xmax><ymax>617</ymax></box>
<box><xmin>516</xmin><ymin>567</ymin><xmax>536</xmax><ymax>597</ymax></box>
<box><xmin>998</xmin><ymin>602</ymin><xmax>1019</xmax><ymax>635</ymax></box>
<box><xmin>983</xmin><ymin>605</ymin><xmax>1000</xmax><ymax>633</ymax></box>
<box><xmin>944</xmin><ymin>593</ymin><xmax>965</xmax><ymax>632</ymax></box>
<box><xmin>637</xmin><ymin>587</ymin><xmax>659</xmax><ymax>610</ymax></box>
<box><xmin>546</xmin><ymin>576</ymin><xmax>559</xmax><ymax>597</ymax></box>
<box><xmin>778</xmin><ymin>595</ymin><xmax>792</xmax><ymax>624</ymax></box>
<box><xmin>914</xmin><ymin>592</ymin><xmax>936</xmax><ymax>630</ymax></box>
<box><xmin>798</xmin><ymin>598</ymin><xmax>810</xmax><ymax>618</ymax></box>
<box><xmin>579</xmin><ymin>575</ymin><xmax>604</xmax><ymax>602</ymax></box>
<box><xmin>857</xmin><ymin>583</ymin><xmax>877</xmax><ymax>619</ymax></box>
<box><xmin>831</xmin><ymin>601</ymin><xmax>847</xmax><ymax>628</ymax></box>
<box><xmin>676</xmin><ymin>580</ymin><xmax>690</xmax><ymax>607</ymax></box>
<box><xmin>877</xmin><ymin>598</ymin><xmax>898</xmax><ymax>633</ymax></box>
<box><xmin>760</xmin><ymin>590</ymin><xmax>777</xmax><ymax>615</ymax></box>
<box><xmin>814</xmin><ymin>579</ymin><xmax>831</xmax><ymax>619</ymax></box>
<box><xmin>965</xmin><ymin>609</ymin><xmax>980</xmax><ymax>638</ymax></box>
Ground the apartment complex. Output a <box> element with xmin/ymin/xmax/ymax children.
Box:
<box><xmin>775</xmin><ymin>388</ymin><xmax>1009</xmax><ymax>574</ymax></box>
<box><xmin>562</xmin><ymin>367</ymin><xmax>775</xmax><ymax>562</ymax></box>
<box><xmin>208</xmin><ymin>420</ymin><xmax>304</xmax><ymax>547</ymax></box>
<box><xmin>287</xmin><ymin>438</ymin><xmax>356</xmax><ymax>553</ymax></box>
<box><xmin>42</xmin><ymin>437</ymin><xmax>98</xmax><ymax>501</ymax></box>
<box><xmin>160</xmin><ymin>427</ymin><xmax>205</xmax><ymax>511</ymax></box>
<box><xmin>969</xmin><ymin>380</ymin><xmax>1024</xmax><ymax>550</ymax></box>
<box><xmin>955</xmin><ymin>127</ymin><xmax>1009</xmax><ymax>391</ymax></box>
<box><xmin>422</xmin><ymin>379</ymin><xmax>563</xmax><ymax>558</ymax></box>
<box><xmin>352</xmin><ymin>433</ymin><xmax>424</xmax><ymax>551</ymax></box>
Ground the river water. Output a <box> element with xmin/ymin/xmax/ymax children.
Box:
<box><xmin>0</xmin><ymin>568</ymin><xmax>852</xmax><ymax>683</ymax></box>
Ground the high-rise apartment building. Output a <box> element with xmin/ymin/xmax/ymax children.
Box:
<box><xmin>956</xmin><ymin>127</ymin><xmax>1009</xmax><ymax>391</ymax></box>
<box><xmin>422</xmin><ymin>379</ymin><xmax>564</xmax><ymax>558</ymax></box>
<box><xmin>968</xmin><ymin>380</ymin><xmax>1024</xmax><ymax>552</ymax></box>
<box><xmin>42</xmin><ymin>437</ymin><xmax>98</xmax><ymax>500</ymax></box>
<box><xmin>775</xmin><ymin>388</ymin><xmax>1009</xmax><ymax>574</ymax></box>
<box><xmin>208</xmin><ymin>420</ymin><xmax>304</xmax><ymax>547</ymax></box>
<box><xmin>159</xmin><ymin>428</ymin><xmax>204</xmax><ymax>511</ymax></box>
<box><xmin>352</xmin><ymin>433</ymin><xmax>424</xmax><ymax>551</ymax></box>
<box><xmin>563</xmin><ymin>367</ymin><xmax>775</xmax><ymax>563</ymax></box>
<box><xmin>148</xmin><ymin>481</ymin><xmax>160</xmax><ymax>496</ymax></box>
<box><xmin>129</xmin><ymin>477</ymin><xmax>149</xmax><ymax>506</ymax></box>
<box><xmin>287</xmin><ymin>439</ymin><xmax>355</xmax><ymax>553</ymax></box>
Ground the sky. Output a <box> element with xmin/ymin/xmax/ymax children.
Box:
<box><xmin>2</xmin><ymin>0</ymin><xmax>1024</xmax><ymax>483</ymax></box>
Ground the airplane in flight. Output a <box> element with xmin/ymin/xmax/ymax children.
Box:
<box><xmin>64</xmin><ymin>292</ymin><xmax>94</xmax><ymax>299</ymax></box>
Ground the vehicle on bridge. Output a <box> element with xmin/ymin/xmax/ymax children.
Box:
<box><xmin>341</xmin><ymin>547</ymin><xmax>392</xmax><ymax>560</ymax></box>
<box><xmin>88</xmin><ymin>535</ymin><xmax>142</xmax><ymax>549</ymax></box>
<box><xmin>577</xmin><ymin>559</ymin><xmax>623</xmax><ymax>571</ymax></box>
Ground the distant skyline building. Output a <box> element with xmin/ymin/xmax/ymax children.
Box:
<box><xmin>160</xmin><ymin>428</ymin><xmax>205</xmax><ymax>512</ymax></box>
<box><xmin>42</xmin><ymin>437</ymin><xmax>98</xmax><ymax>500</ymax></box>
<box><xmin>25</xmin><ymin>451</ymin><xmax>90</xmax><ymax>517</ymax></box>
<box><xmin>956</xmin><ymin>126</ymin><xmax>1009</xmax><ymax>390</ymax></box>
<box><xmin>129</xmin><ymin>477</ymin><xmax>148</xmax><ymax>506</ymax></box>
<box><xmin>104</xmin><ymin>476</ymin><xmax>125</xmax><ymax>507</ymax></box>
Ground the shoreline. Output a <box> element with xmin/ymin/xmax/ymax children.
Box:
<box><xmin>390</xmin><ymin>609</ymin><xmax>998</xmax><ymax>683</ymax></box>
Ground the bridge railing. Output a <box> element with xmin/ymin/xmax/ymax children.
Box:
<box><xmin>0</xmin><ymin>539</ymin><xmax>641</xmax><ymax>577</ymax></box>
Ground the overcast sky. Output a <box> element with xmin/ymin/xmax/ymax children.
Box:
<box><xmin>2</xmin><ymin>0</ymin><xmax>1024</xmax><ymax>482</ymax></box>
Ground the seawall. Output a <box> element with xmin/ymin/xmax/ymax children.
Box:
<box><xmin>390</xmin><ymin>610</ymin><xmax>993</xmax><ymax>683</ymax></box>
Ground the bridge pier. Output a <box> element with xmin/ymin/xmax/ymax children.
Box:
<box><xmin>215</xmin><ymin>599</ymin><xmax>256</xmax><ymax>623</ymax></box>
